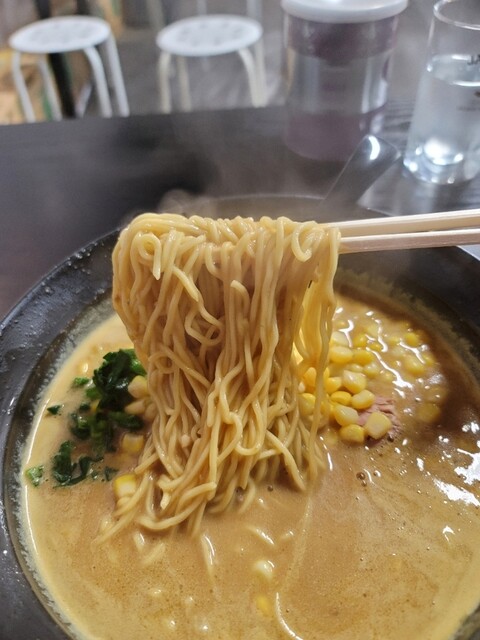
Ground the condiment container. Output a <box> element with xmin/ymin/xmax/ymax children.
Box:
<box><xmin>282</xmin><ymin>0</ymin><xmax>408</xmax><ymax>160</ymax></box>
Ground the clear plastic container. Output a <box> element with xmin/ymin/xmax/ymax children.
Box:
<box><xmin>283</xmin><ymin>0</ymin><xmax>408</xmax><ymax>160</ymax></box>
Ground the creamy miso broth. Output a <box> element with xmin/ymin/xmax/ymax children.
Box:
<box><xmin>21</xmin><ymin>291</ymin><xmax>480</xmax><ymax>640</ymax></box>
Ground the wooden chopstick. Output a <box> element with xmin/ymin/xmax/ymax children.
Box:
<box><xmin>340</xmin><ymin>228</ymin><xmax>480</xmax><ymax>254</ymax></box>
<box><xmin>328</xmin><ymin>209</ymin><xmax>480</xmax><ymax>237</ymax></box>
<box><xmin>324</xmin><ymin>209</ymin><xmax>480</xmax><ymax>253</ymax></box>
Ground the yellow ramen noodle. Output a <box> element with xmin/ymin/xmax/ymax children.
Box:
<box><xmin>111</xmin><ymin>213</ymin><xmax>339</xmax><ymax>535</ymax></box>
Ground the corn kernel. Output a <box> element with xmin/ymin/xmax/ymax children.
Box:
<box><xmin>352</xmin><ymin>334</ymin><xmax>367</xmax><ymax>348</ymax></box>
<box><xmin>329</xmin><ymin>345</ymin><xmax>353</xmax><ymax>365</ymax></box>
<box><xmin>252</xmin><ymin>560</ymin><xmax>274</xmax><ymax>581</ymax></box>
<box><xmin>125</xmin><ymin>399</ymin><xmax>145</xmax><ymax>415</ymax></box>
<box><xmin>330</xmin><ymin>390</ymin><xmax>352</xmax><ymax>406</ymax></box>
<box><xmin>333</xmin><ymin>404</ymin><xmax>359</xmax><ymax>427</ymax></box>
<box><xmin>256</xmin><ymin>595</ymin><xmax>272</xmax><ymax>616</ymax></box>
<box><xmin>113</xmin><ymin>474</ymin><xmax>137</xmax><ymax>500</ymax></box>
<box><xmin>331</xmin><ymin>331</ymin><xmax>350</xmax><ymax>347</ymax></box>
<box><xmin>368</xmin><ymin>340</ymin><xmax>383</xmax><ymax>352</ymax></box>
<box><xmin>339</xmin><ymin>424</ymin><xmax>365</xmax><ymax>444</ymax></box>
<box><xmin>385</xmin><ymin>334</ymin><xmax>402</xmax><ymax>346</ymax></box>
<box><xmin>351</xmin><ymin>389</ymin><xmax>375</xmax><ymax>410</ymax></box>
<box><xmin>325</xmin><ymin>376</ymin><xmax>342</xmax><ymax>394</ymax></box>
<box><xmin>417</xmin><ymin>402</ymin><xmax>441</xmax><ymax>424</ymax></box>
<box><xmin>379</xmin><ymin>370</ymin><xmax>395</xmax><ymax>383</ymax></box>
<box><xmin>144</xmin><ymin>401</ymin><xmax>157</xmax><ymax>422</ymax></box>
<box><xmin>365</xmin><ymin>322</ymin><xmax>380</xmax><ymax>337</ymax></box>
<box><xmin>77</xmin><ymin>360</ymin><xmax>90</xmax><ymax>376</ymax></box>
<box><xmin>403</xmin><ymin>354</ymin><xmax>425</xmax><ymax>377</ymax></box>
<box><xmin>353</xmin><ymin>349</ymin><xmax>374</xmax><ymax>365</ymax></box>
<box><xmin>404</xmin><ymin>331</ymin><xmax>421</xmax><ymax>348</ymax></box>
<box><xmin>364</xmin><ymin>412</ymin><xmax>391</xmax><ymax>439</ymax></box>
<box><xmin>122</xmin><ymin>432</ymin><xmax>145</xmax><ymax>455</ymax></box>
<box><xmin>425</xmin><ymin>385</ymin><xmax>448</xmax><ymax>403</ymax></box>
<box><xmin>326</xmin><ymin>363</ymin><xmax>343</xmax><ymax>378</ymax></box>
<box><xmin>303</xmin><ymin>367</ymin><xmax>317</xmax><ymax>389</ymax></box>
<box><xmin>363</xmin><ymin>362</ymin><xmax>380</xmax><ymax>378</ymax></box>
<box><xmin>335</xmin><ymin>319</ymin><xmax>349</xmax><ymax>330</ymax></box>
<box><xmin>298</xmin><ymin>392</ymin><xmax>316</xmax><ymax>416</ymax></box>
<box><xmin>346</xmin><ymin>363</ymin><xmax>364</xmax><ymax>373</ymax></box>
<box><xmin>421</xmin><ymin>351</ymin><xmax>438</xmax><ymax>367</ymax></box>
<box><xmin>390</xmin><ymin>345</ymin><xmax>405</xmax><ymax>360</ymax></box>
<box><xmin>128</xmin><ymin>375</ymin><xmax>149</xmax><ymax>399</ymax></box>
<box><xmin>342</xmin><ymin>370</ymin><xmax>367</xmax><ymax>394</ymax></box>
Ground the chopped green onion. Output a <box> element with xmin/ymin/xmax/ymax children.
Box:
<box><xmin>47</xmin><ymin>404</ymin><xmax>62</xmax><ymax>415</ymax></box>
<box><xmin>25</xmin><ymin>465</ymin><xmax>44</xmax><ymax>487</ymax></box>
<box><xmin>72</xmin><ymin>377</ymin><xmax>90</xmax><ymax>388</ymax></box>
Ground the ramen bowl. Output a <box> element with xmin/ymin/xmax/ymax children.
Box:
<box><xmin>1</xmin><ymin>196</ymin><xmax>480</xmax><ymax>639</ymax></box>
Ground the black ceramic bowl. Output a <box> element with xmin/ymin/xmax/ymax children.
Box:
<box><xmin>1</xmin><ymin>196</ymin><xmax>480</xmax><ymax>640</ymax></box>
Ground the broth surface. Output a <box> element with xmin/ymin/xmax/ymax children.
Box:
<box><xmin>21</xmin><ymin>292</ymin><xmax>480</xmax><ymax>640</ymax></box>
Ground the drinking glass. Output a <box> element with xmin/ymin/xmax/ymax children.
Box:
<box><xmin>403</xmin><ymin>0</ymin><xmax>480</xmax><ymax>184</ymax></box>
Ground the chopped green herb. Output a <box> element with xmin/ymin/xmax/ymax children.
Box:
<box><xmin>74</xmin><ymin>456</ymin><xmax>93</xmax><ymax>485</ymax></box>
<box><xmin>85</xmin><ymin>385</ymin><xmax>101</xmax><ymax>401</ymax></box>
<box><xmin>31</xmin><ymin>349</ymin><xmax>148</xmax><ymax>491</ymax></box>
<box><xmin>93</xmin><ymin>349</ymin><xmax>146</xmax><ymax>412</ymax></box>
<box><xmin>25</xmin><ymin>465</ymin><xmax>44</xmax><ymax>487</ymax></box>
<box><xmin>72</xmin><ymin>376</ymin><xmax>90</xmax><ymax>388</ymax></box>
<box><xmin>90</xmin><ymin>417</ymin><xmax>114</xmax><ymax>455</ymax></box>
<box><xmin>109</xmin><ymin>411</ymin><xmax>143</xmax><ymax>430</ymax></box>
<box><xmin>52</xmin><ymin>441</ymin><xmax>97</xmax><ymax>486</ymax></box>
<box><xmin>52</xmin><ymin>441</ymin><xmax>76</xmax><ymax>485</ymax></box>
<box><xmin>47</xmin><ymin>404</ymin><xmax>62</xmax><ymax>415</ymax></box>
<box><xmin>70</xmin><ymin>413</ymin><xmax>91</xmax><ymax>440</ymax></box>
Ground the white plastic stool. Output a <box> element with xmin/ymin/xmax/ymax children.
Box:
<box><xmin>8</xmin><ymin>16</ymin><xmax>129</xmax><ymax>122</ymax></box>
<box><xmin>156</xmin><ymin>14</ymin><xmax>266</xmax><ymax>113</ymax></box>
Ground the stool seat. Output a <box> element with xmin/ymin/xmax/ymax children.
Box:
<box><xmin>8</xmin><ymin>16</ymin><xmax>129</xmax><ymax>121</ymax></box>
<box><xmin>9</xmin><ymin>16</ymin><xmax>111</xmax><ymax>55</ymax></box>
<box><xmin>155</xmin><ymin>14</ymin><xmax>266</xmax><ymax>113</ymax></box>
<box><xmin>157</xmin><ymin>15</ymin><xmax>262</xmax><ymax>58</ymax></box>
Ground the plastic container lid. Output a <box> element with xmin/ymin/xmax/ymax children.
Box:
<box><xmin>281</xmin><ymin>0</ymin><xmax>408</xmax><ymax>23</ymax></box>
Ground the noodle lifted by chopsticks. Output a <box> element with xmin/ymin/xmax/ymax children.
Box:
<box><xmin>111</xmin><ymin>213</ymin><xmax>339</xmax><ymax>535</ymax></box>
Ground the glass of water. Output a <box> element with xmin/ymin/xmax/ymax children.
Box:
<box><xmin>403</xmin><ymin>0</ymin><xmax>480</xmax><ymax>184</ymax></box>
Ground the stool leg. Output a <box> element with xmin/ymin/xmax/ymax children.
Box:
<box><xmin>83</xmin><ymin>46</ymin><xmax>113</xmax><ymax>117</ymax></box>
<box><xmin>146</xmin><ymin>0</ymin><xmax>165</xmax><ymax>30</ymax></box>
<box><xmin>176</xmin><ymin>56</ymin><xmax>192</xmax><ymax>112</ymax></box>
<box><xmin>104</xmin><ymin>34</ymin><xmax>130</xmax><ymax>116</ymax></box>
<box><xmin>158</xmin><ymin>51</ymin><xmax>172</xmax><ymax>113</ymax></box>
<box><xmin>11</xmin><ymin>51</ymin><xmax>36</xmax><ymax>123</ymax></box>
<box><xmin>254</xmin><ymin>39</ymin><xmax>267</xmax><ymax>106</ymax></box>
<box><xmin>237</xmin><ymin>48</ymin><xmax>260</xmax><ymax>107</ymax></box>
<box><xmin>37</xmin><ymin>55</ymin><xmax>62</xmax><ymax>120</ymax></box>
<box><xmin>247</xmin><ymin>0</ymin><xmax>262</xmax><ymax>21</ymax></box>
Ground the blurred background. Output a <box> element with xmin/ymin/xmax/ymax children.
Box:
<box><xmin>0</xmin><ymin>0</ymin><xmax>437</xmax><ymax>124</ymax></box>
